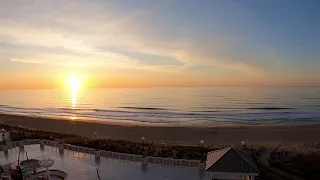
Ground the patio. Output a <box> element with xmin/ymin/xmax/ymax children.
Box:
<box><xmin>0</xmin><ymin>144</ymin><xmax>208</xmax><ymax>180</ymax></box>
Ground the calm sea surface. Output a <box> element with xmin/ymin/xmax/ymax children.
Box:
<box><xmin>0</xmin><ymin>87</ymin><xmax>319</xmax><ymax>126</ymax></box>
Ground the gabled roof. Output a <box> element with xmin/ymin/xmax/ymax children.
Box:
<box><xmin>205</xmin><ymin>147</ymin><xmax>232</xmax><ymax>170</ymax></box>
<box><xmin>205</xmin><ymin>147</ymin><xmax>259</xmax><ymax>173</ymax></box>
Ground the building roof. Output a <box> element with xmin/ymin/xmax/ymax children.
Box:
<box><xmin>205</xmin><ymin>147</ymin><xmax>259</xmax><ymax>173</ymax></box>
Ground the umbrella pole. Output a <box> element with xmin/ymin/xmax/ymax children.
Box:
<box><xmin>96</xmin><ymin>168</ymin><xmax>101</xmax><ymax>180</ymax></box>
<box><xmin>46</xmin><ymin>167</ymin><xmax>51</xmax><ymax>180</ymax></box>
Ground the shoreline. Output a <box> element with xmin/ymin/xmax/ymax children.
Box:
<box><xmin>1</xmin><ymin>112</ymin><xmax>320</xmax><ymax>128</ymax></box>
<box><xmin>1</xmin><ymin>113</ymin><xmax>320</xmax><ymax>146</ymax></box>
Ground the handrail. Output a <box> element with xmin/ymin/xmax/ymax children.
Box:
<box><xmin>0</xmin><ymin>139</ymin><xmax>204</xmax><ymax>169</ymax></box>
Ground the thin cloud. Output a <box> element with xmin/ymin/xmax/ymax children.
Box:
<box><xmin>0</xmin><ymin>0</ymin><xmax>279</xmax><ymax>75</ymax></box>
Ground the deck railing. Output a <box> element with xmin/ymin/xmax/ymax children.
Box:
<box><xmin>0</xmin><ymin>139</ymin><xmax>204</xmax><ymax>169</ymax></box>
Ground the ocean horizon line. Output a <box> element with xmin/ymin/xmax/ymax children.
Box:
<box><xmin>0</xmin><ymin>85</ymin><xmax>320</xmax><ymax>91</ymax></box>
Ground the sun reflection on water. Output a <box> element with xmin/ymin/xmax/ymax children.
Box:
<box><xmin>71</xmin><ymin>88</ymin><xmax>77</xmax><ymax>109</ymax></box>
<box><xmin>66</xmin><ymin>75</ymin><xmax>83</xmax><ymax>110</ymax></box>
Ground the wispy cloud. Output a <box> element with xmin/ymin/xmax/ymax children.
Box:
<box><xmin>0</xmin><ymin>0</ymin><xmax>295</xmax><ymax>78</ymax></box>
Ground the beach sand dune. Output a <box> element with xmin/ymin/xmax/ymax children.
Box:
<box><xmin>1</xmin><ymin>113</ymin><xmax>320</xmax><ymax>146</ymax></box>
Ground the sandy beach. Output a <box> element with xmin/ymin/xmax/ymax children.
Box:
<box><xmin>1</xmin><ymin>113</ymin><xmax>320</xmax><ymax>146</ymax></box>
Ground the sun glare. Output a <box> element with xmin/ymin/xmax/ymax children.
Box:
<box><xmin>65</xmin><ymin>74</ymin><xmax>85</xmax><ymax>109</ymax></box>
<box><xmin>68</xmin><ymin>77</ymin><xmax>81</xmax><ymax>90</ymax></box>
<box><xmin>66</xmin><ymin>74</ymin><xmax>84</xmax><ymax>91</ymax></box>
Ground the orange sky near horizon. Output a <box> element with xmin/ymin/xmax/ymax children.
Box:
<box><xmin>0</xmin><ymin>64</ymin><xmax>319</xmax><ymax>90</ymax></box>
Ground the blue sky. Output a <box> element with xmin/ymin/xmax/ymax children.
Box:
<box><xmin>0</xmin><ymin>0</ymin><xmax>319</xmax><ymax>88</ymax></box>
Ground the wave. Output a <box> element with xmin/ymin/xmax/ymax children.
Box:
<box><xmin>247</xmin><ymin>107</ymin><xmax>296</xmax><ymax>110</ymax></box>
<box><xmin>264</xmin><ymin>97</ymin><xmax>281</xmax><ymax>100</ymax></box>
<box><xmin>246</xmin><ymin>102</ymin><xmax>268</xmax><ymax>105</ymax></box>
<box><xmin>300</xmin><ymin>97</ymin><xmax>320</xmax><ymax>100</ymax></box>
<box><xmin>0</xmin><ymin>104</ymin><xmax>43</xmax><ymax>111</ymax></box>
<box><xmin>1</xmin><ymin>103</ymin><xmax>320</xmax><ymax>125</ymax></box>
<box><xmin>192</xmin><ymin>110</ymin><xmax>221</xmax><ymax>113</ymax></box>
<box><xmin>119</xmin><ymin>107</ymin><xmax>167</xmax><ymax>111</ymax></box>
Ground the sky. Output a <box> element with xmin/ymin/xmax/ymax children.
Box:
<box><xmin>0</xmin><ymin>0</ymin><xmax>319</xmax><ymax>89</ymax></box>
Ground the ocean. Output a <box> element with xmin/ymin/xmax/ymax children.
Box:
<box><xmin>0</xmin><ymin>87</ymin><xmax>319</xmax><ymax>126</ymax></box>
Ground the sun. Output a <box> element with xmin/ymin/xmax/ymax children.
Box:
<box><xmin>68</xmin><ymin>77</ymin><xmax>80</xmax><ymax>90</ymax></box>
<box><xmin>66</xmin><ymin>75</ymin><xmax>83</xmax><ymax>91</ymax></box>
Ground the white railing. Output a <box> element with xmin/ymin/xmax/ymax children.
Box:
<box><xmin>0</xmin><ymin>131</ymin><xmax>11</xmax><ymax>142</ymax></box>
<box><xmin>0</xmin><ymin>139</ymin><xmax>203</xmax><ymax>169</ymax></box>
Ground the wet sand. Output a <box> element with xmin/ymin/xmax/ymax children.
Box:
<box><xmin>1</xmin><ymin>113</ymin><xmax>320</xmax><ymax>146</ymax></box>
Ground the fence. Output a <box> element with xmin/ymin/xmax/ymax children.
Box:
<box><xmin>0</xmin><ymin>131</ymin><xmax>10</xmax><ymax>142</ymax></box>
<box><xmin>0</xmin><ymin>139</ymin><xmax>203</xmax><ymax>169</ymax></box>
